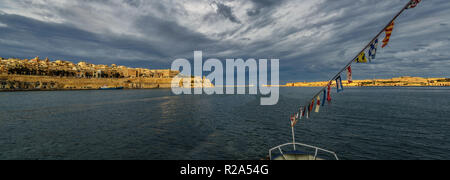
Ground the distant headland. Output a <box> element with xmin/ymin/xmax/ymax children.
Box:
<box><xmin>285</xmin><ymin>76</ymin><xmax>450</xmax><ymax>87</ymax></box>
<box><xmin>0</xmin><ymin>56</ymin><xmax>212</xmax><ymax>91</ymax></box>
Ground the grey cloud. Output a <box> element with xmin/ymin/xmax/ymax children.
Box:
<box><xmin>213</xmin><ymin>1</ymin><xmax>241</xmax><ymax>24</ymax></box>
<box><xmin>0</xmin><ymin>0</ymin><xmax>449</xmax><ymax>82</ymax></box>
<box><xmin>246</xmin><ymin>9</ymin><xmax>260</xmax><ymax>16</ymax></box>
<box><xmin>133</xmin><ymin>14</ymin><xmax>216</xmax><ymax>55</ymax></box>
<box><xmin>0</xmin><ymin>13</ymin><xmax>177</xmax><ymax>66</ymax></box>
<box><xmin>123</xmin><ymin>0</ymin><xmax>142</xmax><ymax>8</ymax></box>
<box><xmin>247</xmin><ymin>0</ymin><xmax>286</xmax><ymax>16</ymax></box>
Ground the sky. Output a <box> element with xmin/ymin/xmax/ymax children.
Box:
<box><xmin>0</xmin><ymin>0</ymin><xmax>449</xmax><ymax>83</ymax></box>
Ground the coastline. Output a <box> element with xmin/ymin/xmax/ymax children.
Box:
<box><xmin>284</xmin><ymin>76</ymin><xmax>450</xmax><ymax>87</ymax></box>
<box><xmin>0</xmin><ymin>57</ymin><xmax>216</xmax><ymax>92</ymax></box>
<box><xmin>0</xmin><ymin>74</ymin><xmax>213</xmax><ymax>92</ymax></box>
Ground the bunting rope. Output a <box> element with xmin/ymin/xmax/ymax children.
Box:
<box><xmin>290</xmin><ymin>0</ymin><xmax>422</xmax><ymax>125</ymax></box>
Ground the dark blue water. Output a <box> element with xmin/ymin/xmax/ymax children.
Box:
<box><xmin>0</xmin><ymin>87</ymin><xmax>449</xmax><ymax>160</ymax></box>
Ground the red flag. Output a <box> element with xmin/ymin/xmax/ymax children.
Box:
<box><xmin>347</xmin><ymin>66</ymin><xmax>353</xmax><ymax>83</ymax></box>
<box><xmin>327</xmin><ymin>84</ymin><xmax>332</xmax><ymax>102</ymax></box>
<box><xmin>406</xmin><ymin>0</ymin><xmax>421</xmax><ymax>9</ymax></box>
<box><xmin>382</xmin><ymin>21</ymin><xmax>395</xmax><ymax>48</ymax></box>
<box><xmin>302</xmin><ymin>106</ymin><xmax>306</xmax><ymax>117</ymax></box>
<box><xmin>290</xmin><ymin>115</ymin><xmax>297</xmax><ymax>127</ymax></box>
<box><xmin>309</xmin><ymin>100</ymin><xmax>314</xmax><ymax>112</ymax></box>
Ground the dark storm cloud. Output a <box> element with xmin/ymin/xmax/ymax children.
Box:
<box><xmin>0</xmin><ymin>0</ymin><xmax>449</xmax><ymax>82</ymax></box>
<box><xmin>123</xmin><ymin>0</ymin><xmax>142</xmax><ymax>8</ymax></box>
<box><xmin>213</xmin><ymin>1</ymin><xmax>241</xmax><ymax>24</ymax></box>
<box><xmin>133</xmin><ymin>14</ymin><xmax>217</xmax><ymax>56</ymax></box>
<box><xmin>247</xmin><ymin>0</ymin><xmax>286</xmax><ymax>16</ymax></box>
<box><xmin>0</xmin><ymin>13</ymin><xmax>180</xmax><ymax>66</ymax></box>
<box><xmin>295</xmin><ymin>0</ymin><xmax>450</xmax><ymax>81</ymax></box>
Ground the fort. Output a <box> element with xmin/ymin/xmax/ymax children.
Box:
<box><xmin>285</xmin><ymin>76</ymin><xmax>450</xmax><ymax>87</ymax></box>
<box><xmin>0</xmin><ymin>56</ymin><xmax>212</xmax><ymax>91</ymax></box>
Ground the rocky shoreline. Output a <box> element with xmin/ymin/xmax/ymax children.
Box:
<box><xmin>0</xmin><ymin>74</ymin><xmax>176</xmax><ymax>91</ymax></box>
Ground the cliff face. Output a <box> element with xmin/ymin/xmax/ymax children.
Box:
<box><xmin>0</xmin><ymin>74</ymin><xmax>175</xmax><ymax>90</ymax></box>
<box><xmin>286</xmin><ymin>76</ymin><xmax>450</xmax><ymax>87</ymax></box>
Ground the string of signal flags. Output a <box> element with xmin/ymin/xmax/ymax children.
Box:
<box><xmin>290</xmin><ymin>0</ymin><xmax>422</xmax><ymax>127</ymax></box>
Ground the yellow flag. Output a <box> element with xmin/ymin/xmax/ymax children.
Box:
<box><xmin>355</xmin><ymin>52</ymin><xmax>368</xmax><ymax>63</ymax></box>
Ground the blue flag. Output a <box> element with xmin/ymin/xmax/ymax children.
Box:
<box><xmin>322</xmin><ymin>89</ymin><xmax>326</xmax><ymax>107</ymax></box>
<box><xmin>336</xmin><ymin>76</ymin><xmax>344</xmax><ymax>93</ymax></box>
<box><xmin>368</xmin><ymin>39</ymin><xmax>378</xmax><ymax>62</ymax></box>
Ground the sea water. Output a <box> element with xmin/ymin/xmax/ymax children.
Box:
<box><xmin>0</xmin><ymin>87</ymin><xmax>449</xmax><ymax>160</ymax></box>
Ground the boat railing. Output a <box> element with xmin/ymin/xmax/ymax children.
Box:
<box><xmin>269</xmin><ymin>142</ymin><xmax>339</xmax><ymax>160</ymax></box>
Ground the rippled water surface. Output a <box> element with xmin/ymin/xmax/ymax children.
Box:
<box><xmin>0</xmin><ymin>87</ymin><xmax>449</xmax><ymax>160</ymax></box>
